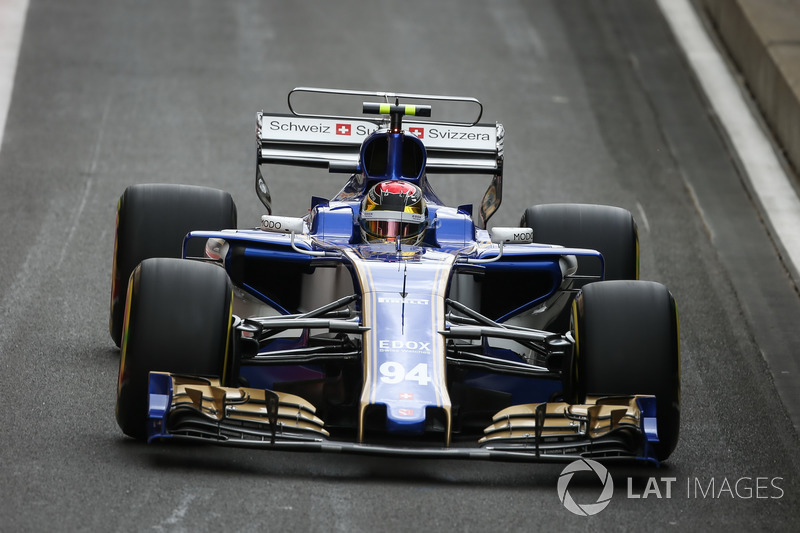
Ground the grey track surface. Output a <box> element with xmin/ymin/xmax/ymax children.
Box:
<box><xmin>1</xmin><ymin>1</ymin><xmax>799</xmax><ymax>531</ymax></box>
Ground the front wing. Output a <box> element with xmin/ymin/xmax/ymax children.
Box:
<box><xmin>147</xmin><ymin>372</ymin><xmax>662</xmax><ymax>464</ymax></box>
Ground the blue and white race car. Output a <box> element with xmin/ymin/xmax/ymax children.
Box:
<box><xmin>110</xmin><ymin>87</ymin><xmax>680</xmax><ymax>464</ymax></box>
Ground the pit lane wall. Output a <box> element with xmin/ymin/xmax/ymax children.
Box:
<box><xmin>693</xmin><ymin>0</ymin><xmax>800</xmax><ymax>181</ymax></box>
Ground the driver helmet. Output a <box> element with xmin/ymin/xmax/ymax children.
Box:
<box><xmin>360</xmin><ymin>180</ymin><xmax>428</xmax><ymax>245</ymax></box>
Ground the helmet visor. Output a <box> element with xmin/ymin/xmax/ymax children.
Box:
<box><xmin>361</xmin><ymin>210</ymin><xmax>426</xmax><ymax>241</ymax></box>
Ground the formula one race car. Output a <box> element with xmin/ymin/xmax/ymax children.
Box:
<box><xmin>110</xmin><ymin>87</ymin><xmax>680</xmax><ymax>464</ymax></box>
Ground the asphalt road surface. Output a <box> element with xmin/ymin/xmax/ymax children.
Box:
<box><xmin>1</xmin><ymin>1</ymin><xmax>799</xmax><ymax>531</ymax></box>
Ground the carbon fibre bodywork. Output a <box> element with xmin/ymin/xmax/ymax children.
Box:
<box><xmin>135</xmin><ymin>88</ymin><xmax>671</xmax><ymax>464</ymax></box>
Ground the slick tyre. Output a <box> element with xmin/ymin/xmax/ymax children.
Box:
<box><xmin>109</xmin><ymin>184</ymin><xmax>237</xmax><ymax>347</ymax></box>
<box><xmin>115</xmin><ymin>258</ymin><xmax>233</xmax><ymax>441</ymax></box>
<box><xmin>521</xmin><ymin>203</ymin><xmax>638</xmax><ymax>280</ymax></box>
<box><xmin>572</xmin><ymin>280</ymin><xmax>680</xmax><ymax>461</ymax></box>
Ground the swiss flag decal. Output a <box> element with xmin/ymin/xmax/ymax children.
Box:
<box><xmin>336</xmin><ymin>123</ymin><xmax>351</xmax><ymax>135</ymax></box>
<box><xmin>409</xmin><ymin>127</ymin><xmax>424</xmax><ymax>138</ymax></box>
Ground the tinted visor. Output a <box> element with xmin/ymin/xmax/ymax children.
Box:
<box><xmin>360</xmin><ymin>210</ymin><xmax>426</xmax><ymax>240</ymax></box>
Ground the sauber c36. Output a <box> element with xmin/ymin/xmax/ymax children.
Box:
<box><xmin>110</xmin><ymin>88</ymin><xmax>680</xmax><ymax>464</ymax></box>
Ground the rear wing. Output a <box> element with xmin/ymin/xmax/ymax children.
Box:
<box><xmin>255</xmin><ymin>88</ymin><xmax>505</xmax><ymax>226</ymax></box>
<box><xmin>257</xmin><ymin>113</ymin><xmax>504</xmax><ymax>175</ymax></box>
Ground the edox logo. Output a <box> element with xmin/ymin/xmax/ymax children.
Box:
<box><xmin>557</xmin><ymin>459</ymin><xmax>614</xmax><ymax>516</ymax></box>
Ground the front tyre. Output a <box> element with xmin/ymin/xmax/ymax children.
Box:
<box><xmin>572</xmin><ymin>280</ymin><xmax>680</xmax><ymax>461</ymax></box>
<box><xmin>115</xmin><ymin>258</ymin><xmax>233</xmax><ymax>441</ymax></box>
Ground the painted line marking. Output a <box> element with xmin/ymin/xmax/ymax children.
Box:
<box><xmin>0</xmin><ymin>0</ymin><xmax>30</xmax><ymax>151</ymax></box>
<box><xmin>656</xmin><ymin>0</ymin><xmax>800</xmax><ymax>284</ymax></box>
<box><xmin>657</xmin><ymin>0</ymin><xmax>800</xmax><ymax>434</ymax></box>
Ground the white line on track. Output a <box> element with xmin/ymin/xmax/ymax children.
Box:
<box><xmin>635</xmin><ymin>201</ymin><xmax>651</xmax><ymax>234</ymax></box>
<box><xmin>0</xmin><ymin>0</ymin><xmax>30</xmax><ymax>151</ymax></box>
<box><xmin>656</xmin><ymin>0</ymin><xmax>800</xmax><ymax>285</ymax></box>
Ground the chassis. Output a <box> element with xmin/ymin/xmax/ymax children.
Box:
<box><xmin>111</xmin><ymin>88</ymin><xmax>680</xmax><ymax>464</ymax></box>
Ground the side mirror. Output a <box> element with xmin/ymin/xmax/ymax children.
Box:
<box><xmin>260</xmin><ymin>215</ymin><xmax>306</xmax><ymax>235</ymax></box>
<box><xmin>490</xmin><ymin>227</ymin><xmax>534</xmax><ymax>244</ymax></box>
<box><xmin>261</xmin><ymin>215</ymin><xmax>337</xmax><ymax>258</ymax></box>
<box><xmin>463</xmin><ymin>227</ymin><xmax>534</xmax><ymax>264</ymax></box>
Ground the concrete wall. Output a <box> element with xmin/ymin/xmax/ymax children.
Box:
<box><xmin>694</xmin><ymin>0</ymin><xmax>800</xmax><ymax>180</ymax></box>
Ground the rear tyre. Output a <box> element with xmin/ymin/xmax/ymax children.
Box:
<box><xmin>572</xmin><ymin>280</ymin><xmax>680</xmax><ymax>461</ymax></box>
<box><xmin>115</xmin><ymin>258</ymin><xmax>233</xmax><ymax>441</ymax></box>
<box><xmin>520</xmin><ymin>203</ymin><xmax>638</xmax><ymax>280</ymax></box>
<box><xmin>109</xmin><ymin>184</ymin><xmax>237</xmax><ymax>347</ymax></box>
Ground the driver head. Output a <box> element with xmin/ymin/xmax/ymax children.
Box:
<box><xmin>359</xmin><ymin>180</ymin><xmax>427</xmax><ymax>245</ymax></box>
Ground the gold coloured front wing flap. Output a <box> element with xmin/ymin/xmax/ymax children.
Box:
<box><xmin>480</xmin><ymin>395</ymin><xmax>647</xmax><ymax>445</ymax></box>
<box><xmin>162</xmin><ymin>374</ymin><xmax>329</xmax><ymax>438</ymax></box>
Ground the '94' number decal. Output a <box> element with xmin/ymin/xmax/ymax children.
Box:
<box><xmin>379</xmin><ymin>362</ymin><xmax>432</xmax><ymax>386</ymax></box>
